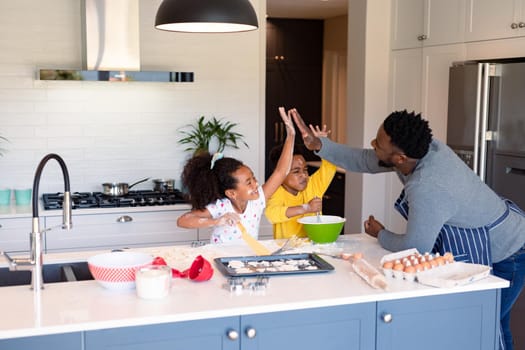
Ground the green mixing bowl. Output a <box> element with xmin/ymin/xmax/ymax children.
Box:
<box><xmin>297</xmin><ymin>215</ymin><xmax>346</xmax><ymax>243</ymax></box>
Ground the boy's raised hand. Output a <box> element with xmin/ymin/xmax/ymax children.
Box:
<box><xmin>290</xmin><ymin>108</ymin><xmax>322</xmax><ymax>151</ymax></box>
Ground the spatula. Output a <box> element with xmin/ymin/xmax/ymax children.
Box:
<box><xmin>237</xmin><ymin>222</ymin><xmax>271</xmax><ymax>256</ymax></box>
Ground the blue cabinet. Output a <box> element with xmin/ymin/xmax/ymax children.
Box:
<box><xmin>376</xmin><ymin>289</ymin><xmax>500</xmax><ymax>350</ymax></box>
<box><xmin>0</xmin><ymin>289</ymin><xmax>501</xmax><ymax>350</ymax></box>
<box><xmin>85</xmin><ymin>316</ymin><xmax>239</xmax><ymax>350</ymax></box>
<box><xmin>240</xmin><ymin>303</ymin><xmax>376</xmax><ymax>350</ymax></box>
<box><xmin>84</xmin><ymin>303</ymin><xmax>376</xmax><ymax>350</ymax></box>
<box><xmin>0</xmin><ymin>332</ymin><xmax>82</xmax><ymax>350</ymax></box>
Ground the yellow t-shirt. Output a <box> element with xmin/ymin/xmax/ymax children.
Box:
<box><xmin>265</xmin><ymin>159</ymin><xmax>337</xmax><ymax>239</ymax></box>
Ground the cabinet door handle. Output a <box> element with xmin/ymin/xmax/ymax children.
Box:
<box><xmin>381</xmin><ymin>313</ymin><xmax>393</xmax><ymax>323</ymax></box>
<box><xmin>505</xmin><ymin>167</ymin><xmax>525</xmax><ymax>176</ymax></box>
<box><xmin>511</xmin><ymin>22</ymin><xmax>519</xmax><ymax>29</ymax></box>
<box><xmin>0</xmin><ymin>224</ymin><xmax>2</xmax><ymax>228</ymax></box>
<box><xmin>274</xmin><ymin>122</ymin><xmax>279</xmax><ymax>143</ymax></box>
<box><xmin>519</xmin><ymin>22</ymin><xmax>525</xmax><ymax>28</ymax></box>
<box><xmin>116</xmin><ymin>215</ymin><xmax>133</xmax><ymax>223</ymax></box>
<box><xmin>245</xmin><ymin>327</ymin><xmax>257</xmax><ymax>339</ymax></box>
<box><xmin>226</xmin><ymin>329</ymin><xmax>239</xmax><ymax>340</ymax></box>
<box><xmin>417</xmin><ymin>34</ymin><xmax>427</xmax><ymax>41</ymax></box>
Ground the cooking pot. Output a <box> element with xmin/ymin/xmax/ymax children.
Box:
<box><xmin>152</xmin><ymin>178</ymin><xmax>175</xmax><ymax>193</ymax></box>
<box><xmin>102</xmin><ymin>177</ymin><xmax>150</xmax><ymax>197</ymax></box>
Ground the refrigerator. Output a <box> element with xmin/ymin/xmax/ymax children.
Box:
<box><xmin>447</xmin><ymin>59</ymin><xmax>525</xmax><ymax>210</ymax></box>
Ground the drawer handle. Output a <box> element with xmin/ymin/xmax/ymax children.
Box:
<box><xmin>245</xmin><ymin>327</ymin><xmax>257</xmax><ymax>339</ymax></box>
<box><xmin>0</xmin><ymin>224</ymin><xmax>2</xmax><ymax>228</ymax></box>
<box><xmin>381</xmin><ymin>313</ymin><xmax>393</xmax><ymax>323</ymax></box>
<box><xmin>116</xmin><ymin>215</ymin><xmax>133</xmax><ymax>223</ymax></box>
<box><xmin>226</xmin><ymin>329</ymin><xmax>239</xmax><ymax>340</ymax></box>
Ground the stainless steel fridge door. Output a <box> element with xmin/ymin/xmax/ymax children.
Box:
<box><xmin>490</xmin><ymin>154</ymin><xmax>525</xmax><ymax>209</ymax></box>
<box><xmin>494</xmin><ymin>62</ymin><xmax>525</xmax><ymax>156</ymax></box>
<box><xmin>447</xmin><ymin>64</ymin><xmax>480</xmax><ymax>170</ymax></box>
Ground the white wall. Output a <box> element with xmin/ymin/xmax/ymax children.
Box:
<box><xmin>345</xmin><ymin>0</ymin><xmax>391</xmax><ymax>233</ymax></box>
<box><xmin>0</xmin><ymin>0</ymin><xmax>265</xmax><ymax>194</ymax></box>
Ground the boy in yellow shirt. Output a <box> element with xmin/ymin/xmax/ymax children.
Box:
<box><xmin>265</xmin><ymin>127</ymin><xmax>337</xmax><ymax>239</ymax></box>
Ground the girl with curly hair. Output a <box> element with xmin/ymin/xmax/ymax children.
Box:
<box><xmin>177</xmin><ymin>107</ymin><xmax>295</xmax><ymax>244</ymax></box>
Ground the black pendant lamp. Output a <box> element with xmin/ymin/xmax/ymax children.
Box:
<box><xmin>155</xmin><ymin>0</ymin><xmax>259</xmax><ymax>33</ymax></box>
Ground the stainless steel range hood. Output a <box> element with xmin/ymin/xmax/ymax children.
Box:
<box><xmin>38</xmin><ymin>0</ymin><xmax>194</xmax><ymax>83</ymax></box>
<box><xmin>81</xmin><ymin>0</ymin><xmax>140</xmax><ymax>71</ymax></box>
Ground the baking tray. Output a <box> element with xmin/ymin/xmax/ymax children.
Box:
<box><xmin>214</xmin><ymin>253</ymin><xmax>335</xmax><ymax>277</ymax></box>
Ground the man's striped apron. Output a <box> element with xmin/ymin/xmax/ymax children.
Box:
<box><xmin>394</xmin><ymin>190</ymin><xmax>525</xmax><ymax>350</ymax></box>
<box><xmin>394</xmin><ymin>190</ymin><xmax>522</xmax><ymax>266</ymax></box>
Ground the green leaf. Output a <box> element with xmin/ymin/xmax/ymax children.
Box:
<box><xmin>177</xmin><ymin>115</ymin><xmax>249</xmax><ymax>154</ymax></box>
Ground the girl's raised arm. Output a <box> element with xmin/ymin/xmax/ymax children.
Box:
<box><xmin>262</xmin><ymin>107</ymin><xmax>295</xmax><ymax>200</ymax></box>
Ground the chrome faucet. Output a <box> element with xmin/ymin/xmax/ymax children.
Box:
<box><xmin>2</xmin><ymin>153</ymin><xmax>72</xmax><ymax>290</ymax></box>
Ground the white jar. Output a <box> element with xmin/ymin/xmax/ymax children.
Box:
<box><xmin>135</xmin><ymin>265</ymin><xmax>171</xmax><ymax>299</ymax></box>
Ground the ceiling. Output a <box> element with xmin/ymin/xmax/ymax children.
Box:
<box><xmin>266</xmin><ymin>0</ymin><xmax>348</xmax><ymax>19</ymax></box>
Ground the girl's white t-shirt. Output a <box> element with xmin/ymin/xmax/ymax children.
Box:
<box><xmin>206</xmin><ymin>186</ymin><xmax>266</xmax><ymax>244</ymax></box>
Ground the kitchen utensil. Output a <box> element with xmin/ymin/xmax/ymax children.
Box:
<box><xmin>188</xmin><ymin>255</ymin><xmax>214</xmax><ymax>281</ymax></box>
<box><xmin>102</xmin><ymin>177</ymin><xmax>150</xmax><ymax>197</ymax></box>
<box><xmin>87</xmin><ymin>251</ymin><xmax>153</xmax><ymax>290</ymax></box>
<box><xmin>297</xmin><ymin>215</ymin><xmax>346</xmax><ymax>243</ymax></box>
<box><xmin>237</xmin><ymin>222</ymin><xmax>271</xmax><ymax>255</ymax></box>
<box><xmin>351</xmin><ymin>256</ymin><xmax>388</xmax><ymax>290</ymax></box>
<box><xmin>270</xmin><ymin>235</ymin><xmax>298</xmax><ymax>255</ymax></box>
<box><xmin>152</xmin><ymin>178</ymin><xmax>175</xmax><ymax>192</ymax></box>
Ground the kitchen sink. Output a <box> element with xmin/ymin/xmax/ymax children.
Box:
<box><xmin>0</xmin><ymin>261</ymin><xmax>93</xmax><ymax>287</ymax></box>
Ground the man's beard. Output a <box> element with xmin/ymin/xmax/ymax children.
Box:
<box><xmin>378</xmin><ymin>159</ymin><xmax>395</xmax><ymax>168</ymax></box>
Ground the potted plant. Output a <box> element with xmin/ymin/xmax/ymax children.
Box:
<box><xmin>178</xmin><ymin>116</ymin><xmax>249</xmax><ymax>155</ymax></box>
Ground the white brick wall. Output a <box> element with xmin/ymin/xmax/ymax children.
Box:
<box><xmin>0</xmin><ymin>0</ymin><xmax>265</xmax><ymax>194</ymax></box>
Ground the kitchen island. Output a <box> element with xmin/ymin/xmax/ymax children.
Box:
<box><xmin>0</xmin><ymin>234</ymin><xmax>508</xmax><ymax>350</ymax></box>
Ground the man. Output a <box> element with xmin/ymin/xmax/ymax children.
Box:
<box><xmin>291</xmin><ymin>108</ymin><xmax>525</xmax><ymax>350</ymax></box>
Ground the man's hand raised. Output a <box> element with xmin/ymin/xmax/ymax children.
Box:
<box><xmin>290</xmin><ymin>108</ymin><xmax>322</xmax><ymax>151</ymax></box>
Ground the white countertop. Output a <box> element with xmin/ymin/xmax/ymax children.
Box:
<box><xmin>0</xmin><ymin>234</ymin><xmax>509</xmax><ymax>340</ymax></box>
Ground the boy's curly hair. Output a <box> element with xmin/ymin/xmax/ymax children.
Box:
<box><xmin>181</xmin><ymin>152</ymin><xmax>244</xmax><ymax>210</ymax></box>
<box><xmin>383</xmin><ymin>110</ymin><xmax>433</xmax><ymax>159</ymax></box>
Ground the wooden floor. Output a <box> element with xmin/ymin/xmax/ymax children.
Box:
<box><xmin>511</xmin><ymin>290</ymin><xmax>525</xmax><ymax>349</ymax></box>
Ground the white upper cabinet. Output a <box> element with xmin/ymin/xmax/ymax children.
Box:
<box><xmin>391</xmin><ymin>0</ymin><xmax>466</xmax><ymax>49</ymax></box>
<box><xmin>466</xmin><ymin>0</ymin><xmax>525</xmax><ymax>41</ymax></box>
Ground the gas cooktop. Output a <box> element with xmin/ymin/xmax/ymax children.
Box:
<box><xmin>42</xmin><ymin>190</ymin><xmax>187</xmax><ymax>210</ymax></box>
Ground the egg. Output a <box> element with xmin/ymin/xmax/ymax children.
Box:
<box><xmin>404</xmin><ymin>265</ymin><xmax>416</xmax><ymax>274</ymax></box>
<box><xmin>414</xmin><ymin>263</ymin><xmax>424</xmax><ymax>272</ymax></box>
<box><xmin>393</xmin><ymin>262</ymin><xmax>405</xmax><ymax>271</ymax></box>
<box><xmin>434</xmin><ymin>256</ymin><xmax>445</xmax><ymax>266</ymax></box>
<box><xmin>352</xmin><ymin>252</ymin><xmax>364</xmax><ymax>260</ymax></box>
<box><xmin>382</xmin><ymin>261</ymin><xmax>394</xmax><ymax>269</ymax></box>
<box><xmin>443</xmin><ymin>252</ymin><xmax>455</xmax><ymax>263</ymax></box>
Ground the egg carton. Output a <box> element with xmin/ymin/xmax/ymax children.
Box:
<box><xmin>380</xmin><ymin>248</ymin><xmax>420</xmax><ymax>281</ymax></box>
<box><xmin>380</xmin><ymin>248</ymin><xmax>455</xmax><ymax>282</ymax></box>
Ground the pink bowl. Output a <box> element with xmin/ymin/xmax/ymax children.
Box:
<box><xmin>88</xmin><ymin>251</ymin><xmax>153</xmax><ymax>290</ymax></box>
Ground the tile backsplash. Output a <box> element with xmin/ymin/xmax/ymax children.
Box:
<box><xmin>0</xmin><ymin>0</ymin><xmax>264</xmax><ymax>194</ymax></box>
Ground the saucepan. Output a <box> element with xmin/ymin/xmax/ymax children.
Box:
<box><xmin>102</xmin><ymin>177</ymin><xmax>150</xmax><ymax>197</ymax></box>
<box><xmin>152</xmin><ymin>178</ymin><xmax>176</xmax><ymax>193</ymax></box>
